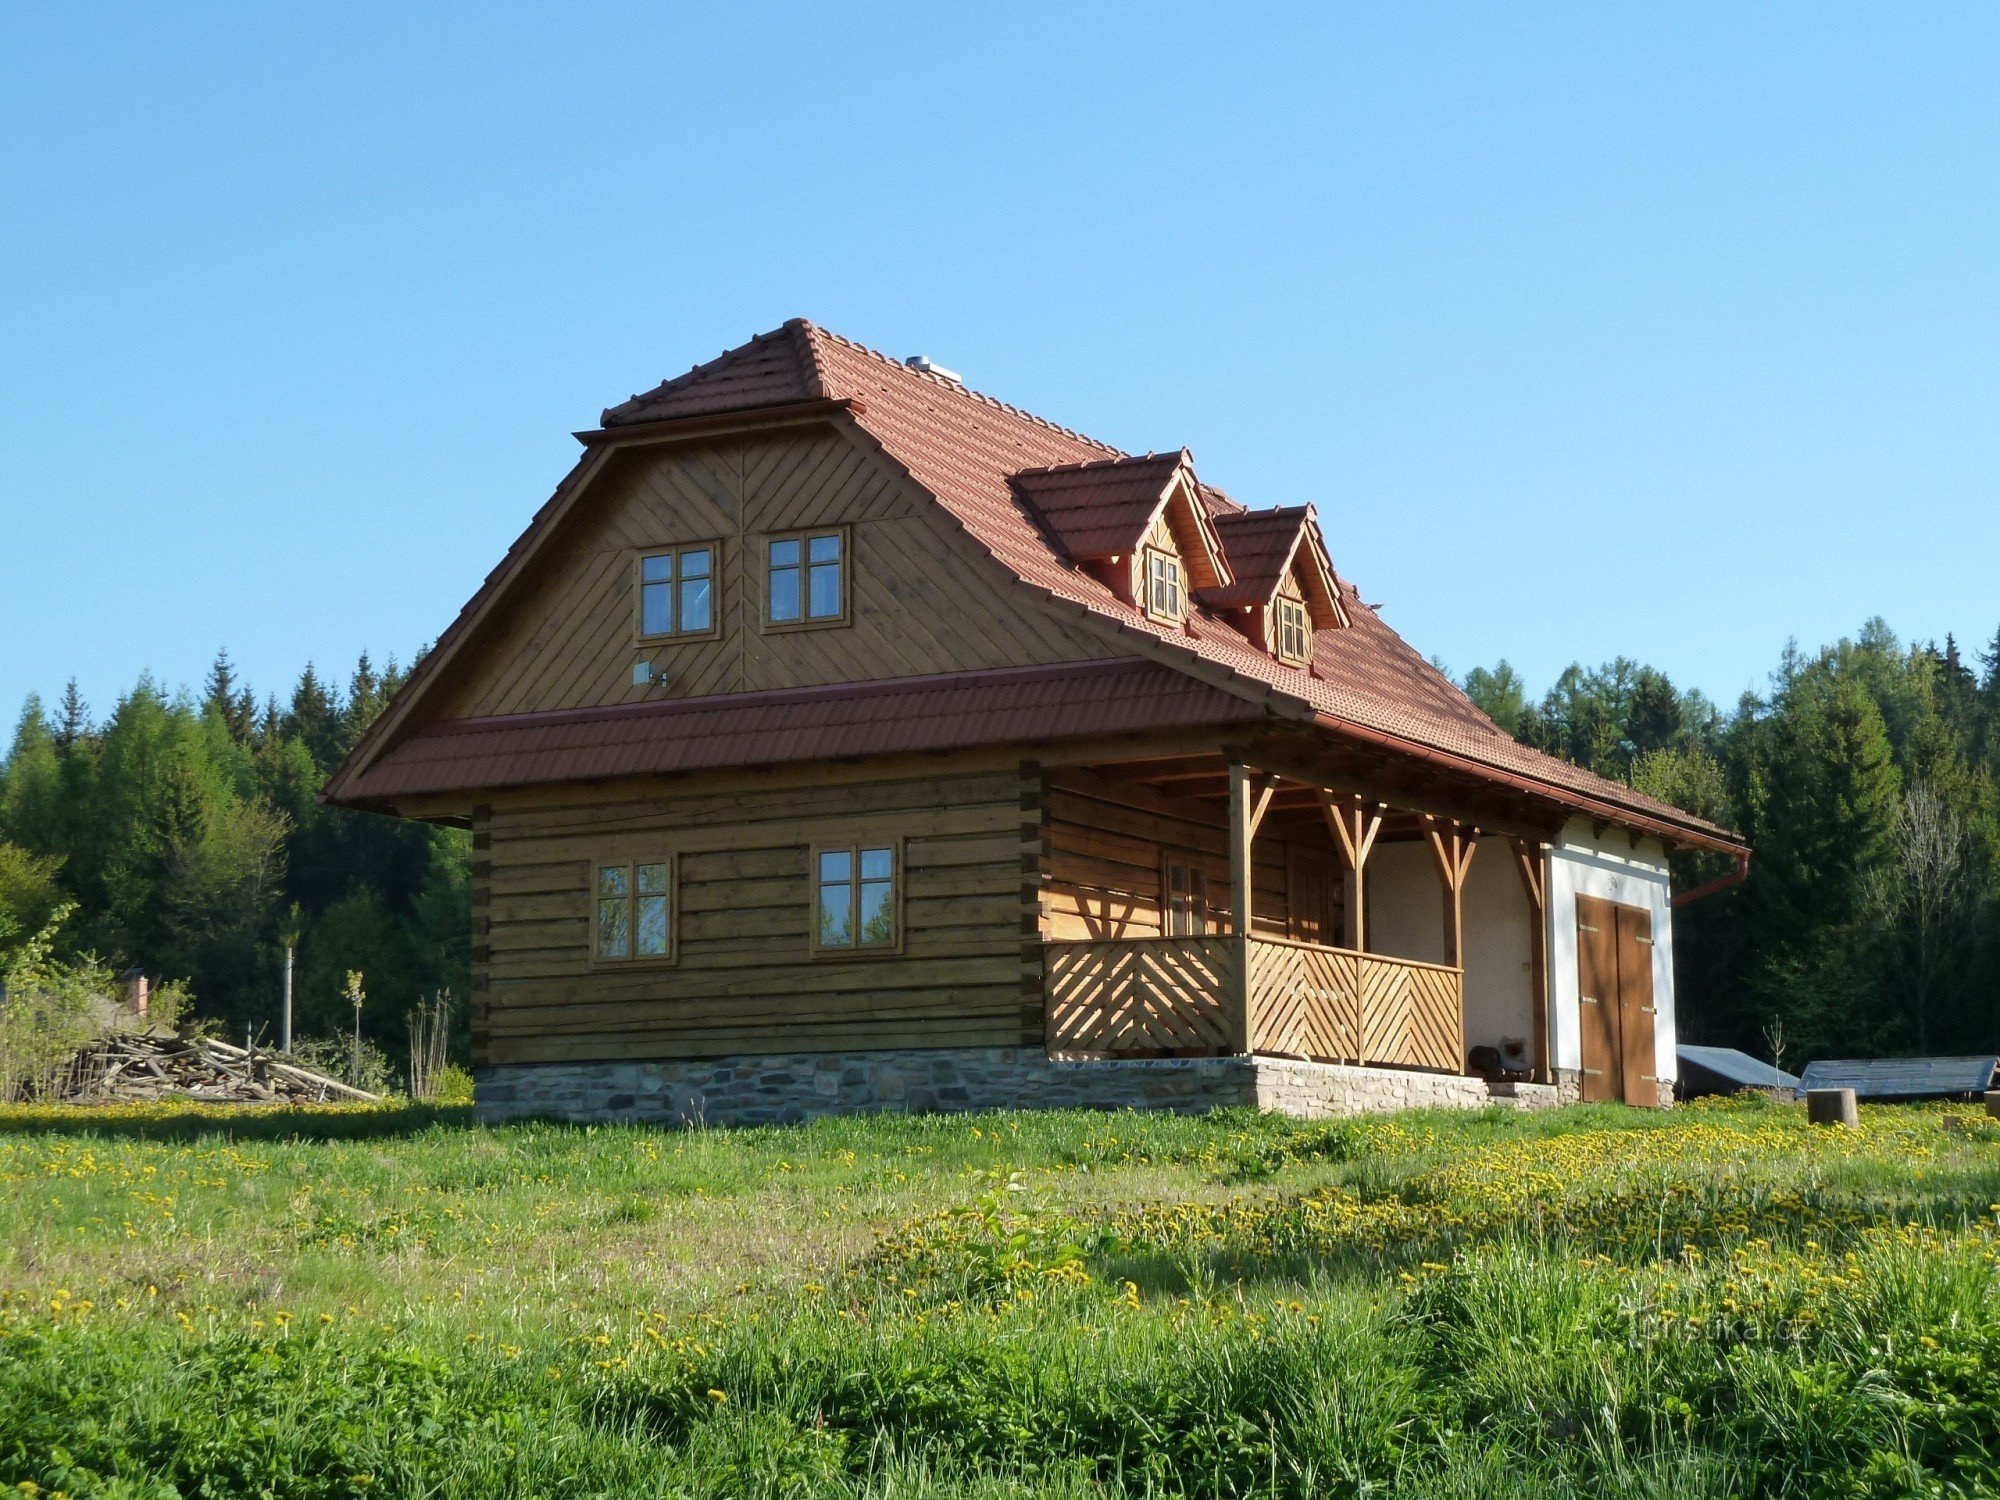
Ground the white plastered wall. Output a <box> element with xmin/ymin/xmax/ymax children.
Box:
<box><xmin>1361</xmin><ymin>837</ymin><xmax>1536</xmax><ymax>1063</ymax></box>
<box><xmin>1546</xmin><ymin>818</ymin><xmax>1676</xmax><ymax>1083</ymax></box>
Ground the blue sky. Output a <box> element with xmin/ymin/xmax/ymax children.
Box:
<box><xmin>3</xmin><ymin>4</ymin><xmax>1996</xmax><ymax>727</ymax></box>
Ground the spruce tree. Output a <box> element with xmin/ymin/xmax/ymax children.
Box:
<box><xmin>343</xmin><ymin>651</ymin><xmax>387</xmax><ymax>752</ymax></box>
<box><xmin>1626</xmin><ymin>668</ymin><xmax>1684</xmax><ymax>759</ymax></box>
<box><xmin>203</xmin><ymin>649</ymin><xmax>256</xmax><ymax>746</ymax></box>
<box><xmin>287</xmin><ymin>664</ymin><xmax>343</xmax><ymax>773</ymax></box>
<box><xmin>0</xmin><ymin>697</ymin><xmax>64</xmax><ymax>855</ymax></box>
<box><xmin>53</xmin><ymin>679</ymin><xmax>90</xmax><ymax>754</ymax></box>
<box><xmin>1736</xmin><ymin>664</ymin><xmax>1902</xmax><ymax>1050</ymax></box>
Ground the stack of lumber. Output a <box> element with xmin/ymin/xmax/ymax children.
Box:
<box><xmin>47</xmin><ymin>1033</ymin><xmax>380</xmax><ymax>1105</ymax></box>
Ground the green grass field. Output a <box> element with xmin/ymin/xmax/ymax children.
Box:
<box><xmin>2</xmin><ymin>1095</ymin><xmax>1998</xmax><ymax>1498</ymax></box>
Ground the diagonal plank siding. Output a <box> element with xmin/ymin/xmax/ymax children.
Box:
<box><xmin>436</xmin><ymin>426</ymin><xmax>1117</xmax><ymax>721</ymax></box>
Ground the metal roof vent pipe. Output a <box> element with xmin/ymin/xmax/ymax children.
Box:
<box><xmin>905</xmin><ymin>355</ymin><xmax>962</xmax><ymax>384</ymax></box>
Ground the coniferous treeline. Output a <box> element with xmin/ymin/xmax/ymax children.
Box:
<box><xmin>0</xmin><ymin>650</ymin><xmax>467</xmax><ymax>1060</ymax></box>
<box><xmin>3</xmin><ymin>618</ymin><xmax>1997</xmax><ymax>1072</ymax></box>
<box><xmin>1463</xmin><ymin>619</ymin><xmax>2000</xmax><ymax>1064</ymax></box>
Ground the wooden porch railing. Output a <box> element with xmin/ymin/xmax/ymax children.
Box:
<box><xmin>1045</xmin><ymin>936</ymin><xmax>1239</xmax><ymax>1053</ymax></box>
<box><xmin>1044</xmin><ymin>934</ymin><xmax>1464</xmax><ymax>1074</ymax></box>
<box><xmin>1245</xmin><ymin>935</ymin><xmax>1463</xmax><ymax>1073</ymax></box>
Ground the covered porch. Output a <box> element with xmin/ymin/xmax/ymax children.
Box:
<box><xmin>1036</xmin><ymin>739</ymin><xmax>1563</xmax><ymax>1083</ymax></box>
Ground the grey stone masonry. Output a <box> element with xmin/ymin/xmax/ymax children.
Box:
<box><xmin>474</xmin><ymin>1047</ymin><xmax>1571</xmax><ymax>1127</ymax></box>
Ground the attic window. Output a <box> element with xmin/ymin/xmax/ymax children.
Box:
<box><xmin>1274</xmin><ymin>596</ymin><xmax>1312</xmax><ymax>665</ymax></box>
<box><xmin>767</xmin><ymin>530</ymin><xmax>846</xmax><ymax>628</ymax></box>
<box><xmin>1143</xmin><ymin>547</ymin><xmax>1185</xmax><ymax>624</ymax></box>
<box><xmin>637</xmin><ymin>546</ymin><xmax>717</xmax><ymax>639</ymax></box>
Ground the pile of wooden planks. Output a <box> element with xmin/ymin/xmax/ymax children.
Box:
<box><xmin>47</xmin><ymin>1033</ymin><xmax>381</xmax><ymax>1105</ymax></box>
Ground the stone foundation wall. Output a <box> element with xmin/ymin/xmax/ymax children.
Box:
<box><xmin>475</xmin><ymin>1048</ymin><xmax>1570</xmax><ymax>1127</ymax></box>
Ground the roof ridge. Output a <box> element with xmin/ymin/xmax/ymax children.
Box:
<box><xmin>800</xmin><ymin>321</ymin><xmax>1126</xmax><ymax>458</ymax></box>
<box><xmin>1215</xmin><ymin>503</ymin><xmax>1311</xmax><ymax>522</ymax></box>
<box><xmin>1011</xmin><ymin>448</ymin><xmax>1189</xmax><ymax>481</ymax></box>
<box><xmin>602</xmin><ymin>321</ymin><xmax>817</xmax><ymax>425</ymax></box>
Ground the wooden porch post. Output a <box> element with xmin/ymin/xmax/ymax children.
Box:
<box><xmin>1227</xmin><ymin>761</ymin><xmax>1276</xmax><ymax>1054</ymax></box>
<box><xmin>1319</xmin><ymin>792</ymin><xmax>1382</xmax><ymax>953</ymax></box>
<box><xmin>1511</xmin><ymin>839</ymin><xmax>1551</xmax><ymax>1085</ymax></box>
<box><xmin>1423</xmin><ymin>817</ymin><xmax>1478</xmax><ymax>968</ymax></box>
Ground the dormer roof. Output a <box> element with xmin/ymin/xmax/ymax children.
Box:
<box><xmin>1011</xmin><ymin>450</ymin><xmax>1230</xmax><ymax>591</ymax></box>
<box><xmin>1204</xmin><ymin>506</ymin><xmax>1348</xmax><ymax>629</ymax></box>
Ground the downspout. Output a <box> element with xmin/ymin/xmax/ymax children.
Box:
<box><xmin>1672</xmin><ymin>851</ymin><xmax>1751</xmax><ymax>908</ymax></box>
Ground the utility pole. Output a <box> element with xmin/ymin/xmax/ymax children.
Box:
<box><xmin>278</xmin><ymin>904</ymin><xmax>302</xmax><ymax>1055</ymax></box>
<box><xmin>344</xmin><ymin>970</ymin><xmax>366</xmax><ymax>1085</ymax></box>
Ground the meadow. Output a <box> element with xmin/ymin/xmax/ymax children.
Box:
<box><xmin>1</xmin><ymin>1095</ymin><xmax>1997</xmax><ymax>1499</ymax></box>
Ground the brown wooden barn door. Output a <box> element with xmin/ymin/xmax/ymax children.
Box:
<box><xmin>1575</xmin><ymin>894</ymin><xmax>1659</xmax><ymax>1107</ymax></box>
<box><xmin>1575</xmin><ymin>895</ymin><xmax>1620</xmax><ymax>1102</ymax></box>
<box><xmin>1615</xmin><ymin>905</ymin><xmax>1658</xmax><ymax>1107</ymax></box>
<box><xmin>1289</xmin><ymin>850</ymin><xmax>1341</xmax><ymax>948</ymax></box>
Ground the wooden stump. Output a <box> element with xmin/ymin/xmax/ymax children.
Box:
<box><xmin>1807</xmin><ymin>1087</ymin><xmax>1859</xmax><ymax>1128</ymax></box>
<box><xmin>1984</xmin><ymin>1090</ymin><xmax>2000</xmax><ymax>1121</ymax></box>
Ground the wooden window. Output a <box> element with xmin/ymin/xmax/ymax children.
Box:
<box><xmin>593</xmin><ymin>857</ymin><xmax>675</xmax><ymax>963</ymax></box>
<box><xmin>636</xmin><ymin>545</ymin><xmax>717</xmax><ymax>640</ymax></box>
<box><xmin>1163</xmin><ymin>857</ymin><xmax>1208</xmax><ymax>937</ymax></box>
<box><xmin>812</xmin><ymin>841</ymin><xmax>900</xmax><ymax>953</ymax></box>
<box><xmin>766</xmin><ymin>529</ymin><xmax>846</xmax><ymax>627</ymax></box>
<box><xmin>1273</xmin><ymin>595</ymin><xmax>1312</xmax><ymax>665</ymax></box>
<box><xmin>1143</xmin><ymin>547</ymin><xmax>1184</xmax><ymax>624</ymax></box>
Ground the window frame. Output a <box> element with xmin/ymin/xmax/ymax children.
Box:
<box><xmin>1162</xmin><ymin>854</ymin><xmax>1210</xmax><ymax>937</ymax></box>
<box><xmin>1142</xmin><ymin>545</ymin><xmax>1185</xmax><ymax>625</ymax></box>
<box><xmin>763</xmin><ymin>526</ymin><xmax>850</xmax><ymax>632</ymax></box>
<box><xmin>808</xmin><ymin>838</ymin><xmax>904</xmax><ymax>957</ymax></box>
<box><xmin>589</xmin><ymin>854</ymin><xmax>679</xmax><ymax>967</ymax></box>
<box><xmin>633</xmin><ymin>543</ymin><xmax>723</xmax><ymax>643</ymax></box>
<box><xmin>1273</xmin><ymin>594</ymin><xmax>1312</xmax><ymax>666</ymax></box>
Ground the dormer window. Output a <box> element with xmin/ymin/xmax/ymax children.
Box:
<box><xmin>1144</xmin><ymin>547</ymin><xmax>1185</xmax><ymax>624</ymax></box>
<box><xmin>1274</xmin><ymin>595</ymin><xmax>1312</xmax><ymax>665</ymax></box>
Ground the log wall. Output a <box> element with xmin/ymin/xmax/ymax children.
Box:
<box><xmin>474</xmin><ymin>760</ymin><xmax>1036</xmax><ymax>1066</ymax></box>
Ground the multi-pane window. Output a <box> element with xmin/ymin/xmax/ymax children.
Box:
<box><xmin>814</xmin><ymin>843</ymin><xmax>898</xmax><ymax>951</ymax></box>
<box><xmin>1274</xmin><ymin>595</ymin><xmax>1312</xmax><ymax>665</ymax></box>
<box><xmin>638</xmin><ymin>546</ymin><xmax>715</xmax><ymax>638</ymax></box>
<box><xmin>595</xmin><ymin>859</ymin><xmax>673</xmax><ymax>961</ymax></box>
<box><xmin>1144</xmin><ymin>548</ymin><xmax>1184</xmax><ymax>623</ymax></box>
<box><xmin>767</xmin><ymin>531</ymin><xmax>845</xmax><ymax>625</ymax></box>
<box><xmin>1164</xmin><ymin>859</ymin><xmax>1208</xmax><ymax>937</ymax></box>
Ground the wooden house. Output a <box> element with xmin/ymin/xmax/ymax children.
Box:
<box><xmin>323</xmin><ymin>321</ymin><xmax>1749</xmax><ymax>1124</ymax></box>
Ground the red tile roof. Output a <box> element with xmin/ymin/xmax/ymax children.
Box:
<box><xmin>338</xmin><ymin>660</ymin><xmax>1265</xmax><ymax>802</ymax></box>
<box><xmin>1204</xmin><ymin>508</ymin><xmax>1310</xmax><ymax>608</ymax></box>
<box><xmin>325</xmin><ymin>319</ymin><xmax>1741</xmax><ymax>851</ymax></box>
<box><xmin>1010</xmin><ymin>452</ymin><xmax>1190</xmax><ymax>562</ymax></box>
<box><xmin>596</xmin><ymin>321</ymin><xmax>1737</xmax><ymax>848</ymax></box>
<box><xmin>602</xmin><ymin>323</ymin><xmax>823</xmax><ymax>422</ymax></box>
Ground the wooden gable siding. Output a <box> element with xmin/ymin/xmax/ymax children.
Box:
<box><xmin>474</xmin><ymin>756</ymin><xmax>1037</xmax><ymax>1066</ymax></box>
<box><xmin>436</xmin><ymin>423</ymin><xmax>1117</xmax><ymax>721</ymax></box>
<box><xmin>1040</xmin><ymin>766</ymin><xmax>1316</xmax><ymax>942</ymax></box>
